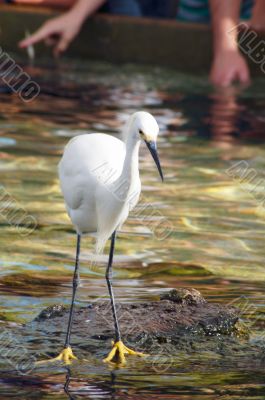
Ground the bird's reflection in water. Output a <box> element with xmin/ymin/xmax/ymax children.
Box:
<box><xmin>63</xmin><ymin>367</ymin><xmax>117</xmax><ymax>400</ymax></box>
<box><xmin>64</xmin><ymin>367</ymin><xmax>75</xmax><ymax>400</ymax></box>
<box><xmin>110</xmin><ymin>371</ymin><xmax>117</xmax><ymax>400</ymax></box>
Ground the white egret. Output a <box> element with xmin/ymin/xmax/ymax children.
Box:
<box><xmin>46</xmin><ymin>111</ymin><xmax>163</xmax><ymax>365</ymax></box>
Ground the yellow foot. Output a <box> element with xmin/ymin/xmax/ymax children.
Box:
<box><xmin>36</xmin><ymin>346</ymin><xmax>77</xmax><ymax>366</ymax></box>
<box><xmin>103</xmin><ymin>340</ymin><xmax>147</xmax><ymax>364</ymax></box>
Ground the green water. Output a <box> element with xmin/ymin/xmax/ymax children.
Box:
<box><xmin>0</xmin><ymin>60</ymin><xmax>265</xmax><ymax>398</ymax></box>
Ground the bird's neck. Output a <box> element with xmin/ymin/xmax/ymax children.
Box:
<box><xmin>119</xmin><ymin>135</ymin><xmax>140</xmax><ymax>199</ymax></box>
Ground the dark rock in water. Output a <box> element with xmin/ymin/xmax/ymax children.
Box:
<box><xmin>34</xmin><ymin>305</ymin><xmax>68</xmax><ymax>322</ymax></box>
<box><xmin>1</xmin><ymin>288</ymin><xmax>264</xmax><ymax>371</ymax></box>
<box><xmin>160</xmin><ymin>288</ymin><xmax>207</xmax><ymax>305</ymax></box>
<box><xmin>32</xmin><ymin>288</ymin><xmax>240</xmax><ymax>344</ymax></box>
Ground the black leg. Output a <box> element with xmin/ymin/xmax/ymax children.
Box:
<box><xmin>105</xmin><ymin>231</ymin><xmax>121</xmax><ymax>342</ymax></box>
<box><xmin>64</xmin><ymin>233</ymin><xmax>81</xmax><ymax>349</ymax></box>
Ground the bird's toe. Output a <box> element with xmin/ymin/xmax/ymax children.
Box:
<box><xmin>103</xmin><ymin>340</ymin><xmax>147</xmax><ymax>364</ymax></box>
<box><xmin>36</xmin><ymin>346</ymin><xmax>77</xmax><ymax>366</ymax></box>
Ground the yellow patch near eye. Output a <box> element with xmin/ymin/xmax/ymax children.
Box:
<box><xmin>139</xmin><ymin>129</ymin><xmax>154</xmax><ymax>142</ymax></box>
<box><xmin>144</xmin><ymin>134</ymin><xmax>153</xmax><ymax>142</ymax></box>
<box><xmin>139</xmin><ymin>130</ymin><xmax>153</xmax><ymax>142</ymax></box>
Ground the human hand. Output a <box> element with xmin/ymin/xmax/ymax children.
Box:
<box><xmin>18</xmin><ymin>11</ymin><xmax>82</xmax><ymax>56</ymax></box>
<box><xmin>210</xmin><ymin>49</ymin><xmax>250</xmax><ymax>87</ymax></box>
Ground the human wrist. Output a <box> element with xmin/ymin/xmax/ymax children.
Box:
<box><xmin>213</xmin><ymin>22</ymin><xmax>239</xmax><ymax>56</ymax></box>
<box><xmin>69</xmin><ymin>0</ymin><xmax>105</xmax><ymax>24</ymax></box>
<box><xmin>66</xmin><ymin>3</ymin><xmax>88</xmax><ymax>25</ymax></box>
<box><xmin>214</xmin><ymin>42</ymin><xmax>239</xmax><ymax>57</ymax></box>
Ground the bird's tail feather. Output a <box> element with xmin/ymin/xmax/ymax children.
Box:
<box><xmin>95</xmin><ymin>234</ymin><xmax>109</xmax><ymax>255</ymax></box>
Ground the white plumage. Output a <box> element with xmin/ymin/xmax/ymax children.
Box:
<box><xmin>37</xmin><ymin>111</ymin><xmax>163</xmax><ymax>365</ymax></box>
<box><xmin>58</xmin><ymin>111</ymin><xmax>161</xmax><ymax>252</ymax></box>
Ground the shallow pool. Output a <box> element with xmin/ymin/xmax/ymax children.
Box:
<box><xmin>0</xmin><ymin>59</ymin><xmax>265</xmax><ymax>399</ymax></box>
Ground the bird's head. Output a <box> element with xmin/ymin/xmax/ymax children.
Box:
<box><xmin>130</xmin><ymin>111</ymin><xmax>163</xmax><ymax>181</ymax></box>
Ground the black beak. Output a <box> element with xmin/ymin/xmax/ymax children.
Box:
<box><xmin>145</xmin><ymin>140</ymin><xmax>164</xmax><ymax>181</ymax></box>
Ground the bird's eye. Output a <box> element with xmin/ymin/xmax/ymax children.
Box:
<box><xmin>139</xmin><ymin>129</ymin><xmax>144</xmax><ymax>136</ymax></box>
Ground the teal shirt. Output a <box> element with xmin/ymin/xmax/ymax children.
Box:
<box><xmin>177</xmin><ymin>0</ymin><xmax>253</xmax><ymax>23</ymax></box>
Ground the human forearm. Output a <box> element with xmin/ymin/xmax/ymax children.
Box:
<box><xmin>11</xmin><ymin>0</ymin><xmax>77</xmax><ymax>9</ymax></box>
<box><xmin>209</xmin><ymin>0</ymin><xmax>241</xmax><ymax>55</ymax></box>
<box><xmin>67</xmin><ymin>0</ymin><xmax>106</xmax><ymax>23</ymax></box>
<box><xmin>12</xmin><ymin>0</ymin><xmax>106</xmax><ymax>16</ymax></box>
<box><xmin>19</xmin><ymin>0</ymin><xmax>106</xmax><ymax>54</ymax></box>
<box><xmin>209</xmin><ymin>0</ymin><xmax>250</xmax><ymax>86</ymax></box>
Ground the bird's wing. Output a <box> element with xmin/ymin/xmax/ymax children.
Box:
<box><xmin>58</xmin><ymin>134</ymin><xmax>125</xmax><ymax>211</ymax></box>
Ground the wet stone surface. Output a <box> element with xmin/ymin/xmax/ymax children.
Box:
<box><xmin>1</xmin><ymin>289</ymin><xmax>264</xmax><ymax>373</ymax></box>
<box><xmin>33</xmin><ymin>289</ymin><xmax>239</xmax><ymax>340</ymax></box>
